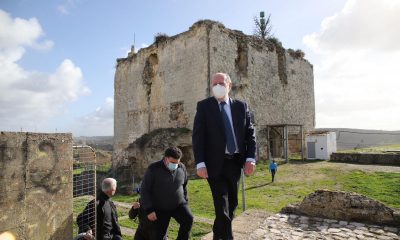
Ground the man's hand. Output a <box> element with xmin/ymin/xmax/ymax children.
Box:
<box><xmin>197</xmin><ymin>167</ymin><xmax>208</xmax><ymax>179</ymax></box>
<box><xmin>244</xmin><ymin>161</ymin><xmax>256</xmax><ymax>175</ymax></box>
<box><xmin>83</xmin><ymin>230</ymin><xmax>94</xmax><ymax>240</ymax></box>
<box><xmin>147</xmin><ymin>211</ymin><xmax>157</xmax><ymax>221</ymax></box>
<box><xmin>132</xmin><ymin>201</ymin><xmax>140</xmax><ymax>209</ymax></box>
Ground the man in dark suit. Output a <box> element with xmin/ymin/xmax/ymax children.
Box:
<box><xmin>192</xmin><ymin>72</ymin><xmax>257</xmax><ymax>240</ymax></box>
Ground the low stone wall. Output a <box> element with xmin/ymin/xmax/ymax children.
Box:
<box><xmin>0</xmin><ymin>132</ymin><xmax>73</xmax><ymax>240</ymax></box>
<box><xmin>331</xmin><ymin>152</ymin><xmax>400</xmax><ymax>166</ymax></box>
<box><xmin>281</xmin><ymin>189</ymin><xmax>400</xmax><ymax>226</ymax></box>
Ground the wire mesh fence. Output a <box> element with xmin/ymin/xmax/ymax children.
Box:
<box><xmin>73</xmin><ymin>145</ymin><xmax>97</xmax><ymax>239</ymax></box>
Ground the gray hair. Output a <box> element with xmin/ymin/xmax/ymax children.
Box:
<box><xmin>102</xmin><ymin>178</ymin><xmax>117</xmax><ymax>192</ymax></box>
<box><xmin>214</xmin><ymin>72</ymin><xmax>232</xmax><ymax>83</ymax></box>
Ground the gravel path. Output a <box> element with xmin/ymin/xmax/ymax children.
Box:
<box><xmin>201</xmin><ymin>210</ymin><xmax>400</xmax><ymax>240</ymax></box>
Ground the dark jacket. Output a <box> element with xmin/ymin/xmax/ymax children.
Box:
<box><xmin>77</xmin><ymin>199</ymin><xmax>96</xmax><ymax>235</ymax></box>
<box><xmin>140</xmin><ymin>160</ymin><xmax>188</xmax><ymax>214</ymax></box>
<box><xmin>77</xmin><ymin>191</ymin><xmax>122</xmax><ymax>240</ymax></box>
<box><xmin>129</xmin><ymin>198</ymin><xmax>158</xmax><ymax>240</ymax></box>
<box><xmin>192</xmin><ymin>97</ymin><xmax>257</xmax><ymax>177</ymax></box>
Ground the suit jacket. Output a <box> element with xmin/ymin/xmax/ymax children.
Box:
<box><xmin>192</xmin><ymin>97</ymin><xmax>256</xmax><ymax>177</ymax></box>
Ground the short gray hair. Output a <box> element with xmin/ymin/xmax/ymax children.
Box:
<box><xmin>214</xmin><ymin>72</ymin><xmax>231</xmax><ymax>84</ymax></box>
<box><xmin>102</xmin><ymin>178</ymin><xmax>117</xmax><ymax>192</ymax></box>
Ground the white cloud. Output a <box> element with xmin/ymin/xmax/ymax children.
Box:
<box><xmin>73</xmin><ymin>97</ymin><xmax>114</xmax><ymax>136</ymax></box>
<box><xmin>0</xmin><ymin>10</ymin><xmax>90</xmax><ymax>131</ymax></box>
<box><xmin>57</xmin><ymin>5</ymin><xmax>70</xmax><ymax>15</ymax></box>
<box><xmin>303</xmin><ymin>0</ymin><xmax>400</xmax><ymax>130</ymax></box>
<box><xmin>57</xmin><ymin>0</ymin><xmax>80</xmax><ymax>15</ymax></box>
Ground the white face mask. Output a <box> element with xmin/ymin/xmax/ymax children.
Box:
<box><xmin>212</xmin><ymin>85</ymin><xmax>227</xmax><ymax>99</ymax></box>
<box><xmin>167</xmin><ymin>162</ymin><xmax>178</xmax><ymax>171</ymax></box>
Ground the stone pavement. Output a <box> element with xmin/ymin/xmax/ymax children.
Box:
<box><xmin>202</xmin><ymin>210</ymin><xmax>400</xmax><ymax>240</ymax></box>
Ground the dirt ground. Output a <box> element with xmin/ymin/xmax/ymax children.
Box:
<box><xmin>309</xmin><ymin>161</ymin><xmax>400</xmax><ymax>173</ymax></box>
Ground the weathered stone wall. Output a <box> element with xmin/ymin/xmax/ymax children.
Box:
<box><xmin>128</xmin><ymin>128</ymin><xmax>195</xmax><ymax>189</ymax></box>
<box><xmin>331</xmin><ymin>152</ymin><xmax>400</xmax><ymax>166</ymax></box>
<box><xmin>0</xmin><ymin>132</ymin><xmax>73</xmax><ymax>240</ymax></box>
<box><xmin>281</xmin><ymin>189</ymin><xmax>400</xmax><ymax>226</ymax></box>
<box><xmin>114</xmin><ymin>20</ymin><xmax>315</xmax><ymax>176</ymax></box>
<box><xmin>114</xmin><ymin>23</ymin><xmax>209</xmax><ymax>160</ymax></box>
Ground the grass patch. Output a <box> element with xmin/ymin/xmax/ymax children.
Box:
<box><xmin>122</xmin><ymin>235</ymin><xmax>133</xmax><ymax>240</ymax></box>
<box><xmin>119</xmin><ymin>216</ymin><xmax>212</xmax><ymax>240</ymax></box>
<box><xmin>74</xmin><ymin>160</ymin><xmax>400</xmax><ymax>238</ymax></box>
<box><xmin>342</xmin><ymin>171</ymin><xmax>400</xmax><ymax>208</ymax></box>
<box><xmin>338</xmin><ymin>144</ymin><xmax>400</xmax><ymax>153</ymax></box>
<box><xmin>119</xmin><ymin>217</ymin><xmax>139</xmax><ymax>229</ymax></box>
<box><xmin>187</xmin><ymin>160</ymin><xmax>400</xmax><ymax>215</ymax></box>
<box><xmin>113</xmin><ymin>193</ymin><xmax>140</xmax><ymax>203</ymax></box>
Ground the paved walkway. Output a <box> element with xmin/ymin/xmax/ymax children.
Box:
<box><xmin>115</xmin><ymin>201</ymin><xmax>400</xmax><ymax>239</ymax></box>
<box><xmin>202</xmin><ymin>210</ymin><xmax>400</xmax><ymax>240</ymax></box>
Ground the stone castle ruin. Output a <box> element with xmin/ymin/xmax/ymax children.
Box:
<box><xmin>113</xmin><ymin>20</ymin><xmax>315</xmax><ymax>190</ymax></box>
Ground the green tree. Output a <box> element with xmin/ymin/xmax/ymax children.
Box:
<box><xmin>254</xmin><ymin>11</ymin><xmax>272</xmax><ymax>39</ymax></box>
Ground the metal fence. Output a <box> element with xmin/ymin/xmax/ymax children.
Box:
<box><xmin>73</xmin><ymin>145</ymin><xmax>97</xmax><ymax>239</ymax></box>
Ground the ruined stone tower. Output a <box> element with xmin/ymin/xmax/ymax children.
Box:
<box><xmin>113</xmin><ymin>20</ymin><xmax>315</xmax><ymax>190</ymax></box>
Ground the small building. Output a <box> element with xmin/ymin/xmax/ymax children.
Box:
<box><xmin>306</xmin><ymin>131</ymin><xmax>337</xmax><ymax>160</ymax></box>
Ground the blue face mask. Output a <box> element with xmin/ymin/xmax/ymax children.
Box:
<box><xmin>167</xmin><ymin>162</ymin><xmax>179</xmax><ymax>171</ymax></box>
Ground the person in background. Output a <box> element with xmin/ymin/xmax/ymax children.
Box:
<box><xmin>140</xmin><ymin>147</ymin><xmax>193</xmax><ymax>240</ymax></box>
<box><xmin>128</xmin><ymin>188</ymin><xmax>160</xmax><ymax>240</ymax></box>
<box><xmin>77</xmin><ymin>178</ymin><xmax>122</xmax><ymax>240</ymax></box>
<box><xmin>269</xmin><ymin>159</ymin><xmax>278</xmax><ymax>182</ymax></box>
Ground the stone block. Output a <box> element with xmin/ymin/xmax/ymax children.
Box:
<box><xmin>0</xmin><ymin>132</ymin><xmax>27</xmax><ymax>170</ymax></box>
<box><xmin>26</xmin><ymin>134</ymin><xmax>72</xmax><ymax>173</ymax></box>
<box><xmin>0</xmin><ymin>188</ymin><xmax>25</xmax><ymax>232</ymax></box>
<box><xmin>26</xmin><ymin>170</ymin><xmax>72</xmax><ymax>190</ymax></box>
<box><xmin>0</xmin><ymin>132</ymin><xmax>73</xmax><ymax>240</ymax></box>
<box><xmin>25</xmin><ymin>190</ymin><xmax>72</xmax><ymax>240</ymax></box>
<box><xmin>0</xmin><ymin>169</ymin><xmax>26</xmax><ymax>194</ymax></box>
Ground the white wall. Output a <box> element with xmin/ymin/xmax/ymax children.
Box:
<box><xmin>306</xmin><ymin>132</ymin><xmax>337</xmax><ymax>159</ymax></box>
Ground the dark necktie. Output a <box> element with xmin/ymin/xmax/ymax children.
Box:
<box><xmin>220</xmin><ymin>101</ymin><xmax>236</xmax><ymax>154</ymax></box>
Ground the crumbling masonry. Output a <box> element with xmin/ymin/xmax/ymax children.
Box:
<box><xmin>113</xmin><ymin>20</ymin><xmax>315</xmax><ymax>191</ymax></box>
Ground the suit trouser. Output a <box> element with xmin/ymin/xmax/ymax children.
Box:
<box><xmin>207</xmin><ymin>156</ymin><xmax>242</xmax><ymax>240</ymax></box>
<box><xmin>154</xmin><ymin>204</ymin><xmax>194</xmax><ymax>240</ymax></box>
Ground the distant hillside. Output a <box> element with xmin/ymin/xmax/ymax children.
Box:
<box><xmin>73</xmin><ymin>136</ymin><xmax>114</xmax><ymax>151</ymax></box>
<box><xmin>72</xmin><ymin>129</ymin><xmax>400</xmax><ymax>152</ymax></box>
<box><xmin>316</xmin><ymin>128</ymin><xmax>400</xmax><ymax>150</ymax></box>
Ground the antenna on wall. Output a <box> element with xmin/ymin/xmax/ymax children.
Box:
<box><xmin>131</xmin><ymin>33</ymin><xmax>136</xmax><ymax>53</ymax></box>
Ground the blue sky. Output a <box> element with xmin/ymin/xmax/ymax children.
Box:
<box><xmin>1</xmin><ymin>0</ymin><xmax>399</xmax><ymax>136</ymax></box>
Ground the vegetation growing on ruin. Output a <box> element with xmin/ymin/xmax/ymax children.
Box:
<box><xmin>133</xmin><ymin>127</ymin><xmax>191</xmax><ymax>148</ymax></box>
<box><xmin>154</xmin><ymin>32</ymin><xmax>169</xmax><ymax>44</ymax></box>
